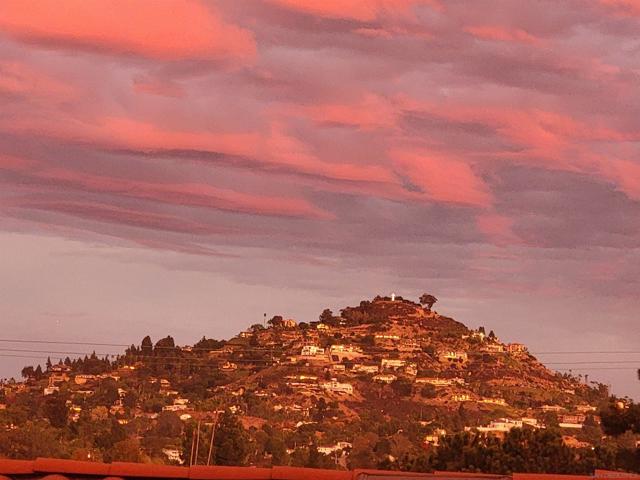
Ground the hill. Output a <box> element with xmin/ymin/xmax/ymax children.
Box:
<box><xmin>0</xmin><ymin>294</ymin><xmax>629</xmax><ymax>472</ymax></box>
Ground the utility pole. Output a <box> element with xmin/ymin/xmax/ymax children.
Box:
<box><xmin>189</xmin><ymin>426</ymin><xmax>196</xmax><ymax>466</ymax></box>
<box><xmin>206</xmin><ymin>411</ymin><xmax>220</xmax><ymax>466</ymax></box>
<box><xmin>194</xmin><ymin>420</ymin><xmax>202</xmax><ymax>465</ymax></box>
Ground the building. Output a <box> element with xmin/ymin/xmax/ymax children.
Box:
<box><xmin>438</xmin><ymin>351</ymin><xmax>468</xmax><ymax>363</ymax></box>
<box><xmin>352</xmin><ymin>364</ymin><xmax>379</xmax><ymax>374</ymax></box>
<box><xmin>380</xmin><ymin>359</ymin><xmax>406</xmax><ymax>370</ymax></box>
<box><xmin>416</xmin><ymin>378</ymin><xmax>453</xmax><ymax>387</ymax></box>
<box><xmin>301</xmin><ymin>345</ymin><xmax>325</xmax><ymax>357</ymax></box>
<box><xmin>282</xmin><ymin>319</ymin><xmax>297</xmax><ymax>328</ymax></box>
<box><xmin>507</xmin><ymin>343</ymin><xmax>527</xmax><ymax>354</ymax></box>
<box><xmin>220</xmin><ymin>361</ymin><xmax>238</xmax><ymax>371</ymax></box>
<box><xmin>451</xmin><ymin>394</ymin><xmax>471</xmax><ymax>402</ymax></box>
<box><xmin>373</xmin><ymin>374</ymin><xmax>397</xmax><ymax>384</ymax></box>
<box><xmin>74</xmin><ymin>374</ymin><xmax>96</xmax><ymax>385</ymax></box>
<box><xmin>424</xmin><ymin>429</ymin><xmax>447</xmax><ymax>446</ymax></box>
<box><xmin>474</xmin><ymin>418</ymin><xmax>523</xmax><ymax>433</ymax></box>
<box><xmin>375</xmin><ymin>333</ymin><xmax>401</xmax><ymax>341</ymax></box>
<box><xmin>162</xmin><ymin>448</ymin><xmax>184</xmax><ymax>464</ymax></box>
<box><xmin>480</xmin><ymin>397</ymin><xmax>507</xmax><ymax>406</ymax></box>
<box><xmin>482</xmin><ymin>344</ymin><xmax>505</xmax><ymax>353</ymax></box>
<box><xmin>320</xmin><ymin>380</ymin><xmax>354</xmax><ymax>395</ymax></box>
<box><xmin>317</xmin><ymin>442</ymin><xmax>352</xmax><ymax>455</ymax></box>
<box><xmin>316</xmin><ymin>323</ymin><xmax>330</xmax><ymax>331</ymax></box>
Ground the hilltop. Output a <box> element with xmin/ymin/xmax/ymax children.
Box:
<box><xmin>0</xmin><ymin>294</ymin><xmax>624</xmax><ymax>471</ymax></box>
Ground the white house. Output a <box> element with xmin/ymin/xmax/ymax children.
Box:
<box><xmin>301</xmin><ymin>345</ymin><xmax>325</xmax><ymax>356</ymax></box>
<box><xmin>373</xmin><ymin>374</ymin><xmax>397</xmax><ymax>384</ymax></box>
<box><xmin>320</xmin><ymin>380</ymin><xmax>354</xmax><ymax>395</ymax></box>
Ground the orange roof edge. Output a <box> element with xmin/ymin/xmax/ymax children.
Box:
<box><xmin>434</xmin><ymin>472</ymin><xmax>510</xmax><ymax>478</ymax></box>
<box><xmin>0</xmin><ymin>459</ymin><xmax>35</xmax><ymax>474</ymax></box>
<box><xmin>513</xmin><ymin>474</ymin><xmax>593</xmax><ymax>480</ymax></box>
<box><xmin>189</xmin><ymin>465</ymin><xmax>273</xmax><ymax>480</ymax></box>
<box><xmin>272</xmin><ymin>465</ymin><xmax>352</xmax><ymax>480</ymax></box>
<box><xmin>34</xmin><ymin>458</ymin><xmax>111</xmax><ymax>475</ymax></box>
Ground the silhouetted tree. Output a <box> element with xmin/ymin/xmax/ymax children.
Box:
<box><xmin>419</xmin><ymin>293</ymin><xmax>438</xmax><ymax>311</ymax></box>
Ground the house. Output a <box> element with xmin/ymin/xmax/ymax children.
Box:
<box><xmin>239</xmin><ymin>330</ymin><xmax>254</xmax><ymax>338</ymax></box>
<box><xmin>404</xmin><ymin>363</ymin><xmax>418</xmax><ymax>376</ymax></box>
<box><xmin>317</xmin><ymin>442</ymin><xmax>352</xmax><ymax>455</ymax></box>
<box><xmin>329</xmin><ymin>344</ymin><xmax>363</xmax><ymax>362</ymax></box>
<box><xmin>282</xmin><ymin>318</ymin><xmax>297</xmax><ymax>328</ymax></box>
<box><xmin>381</xmin><ymin>359</ymin><xmax>406</xmax><ymax>370</ymax></box>
<box><xmin>482</xmin><ymin>344</ymin><xmax>505</xmax><ymax>353</ymax></box>
<box><xmin>162</xmin><ymin>448</ymin><xmax>184</xmax><ymax>464</ymax></box>
<box><xmin>48</xmin><ymin>372</ymin><xmax>70</xmax><ymax>384</ymax></box>
<box><xmin>563</xmin><ymin>436</ymin><xmax>593</xmax><ymax>449</ymax></box>
<box><xmin>173</xmin><ymin>398</ymin><xmax>189</xmax><ymax>406</ymax></box>
<box><xmin>424</xmin><ymin>429</ymin><xmax>447</xmax><ymax>446</ymax></box>
<box><xmin>480</xmin><ymin>397</ymin><xmax>507</xmax><ymax>406</ymax></box>
<box><xmin>559</xmin><ymin>422</ymin><xmax>584</xmax><ymax>429</ymax></box>
<box><xmin>301</xmin><ymin>345</ymin><xmax>325</xmax><ymax>357</ymax></box>
<box><xmin>74</xmin><ymin>374</ymin><xmax>96</xmax><ymax>385</ymax></box>
<box><xmin>320</xmin><ymin>380</ymin><xmax>354</xmax><ymax>395</ymax></box>
<box><xmin>316</xmin><ymin>323</ymin><xmax>330</xmax><ymax>331</ymax></box>
<box><xmin>463</xmin><ymin>330</ymin><xmax>486</xmax><ymax>342</ymax></box>
<box><xmin>163</xmin><ymin>404</ymin><xmax>188</xmax><ymax>412</ymax></box>
<box><xmin>220</xmin><ymin>361</ymin><xmax>238</xmax><ymax>371</ymax></box>
<box><xmin>451</xmin><ymin>393</ymin><xmax>471</xmax><ymax>402</ymax></box>
<box><xmin>507</xmin><ymin>343</ymin><xmax>527</xmax><ymax>354</ymax></box>
<box><xmin>375</xmin><ymin>333</ymin><xmax>400</xmax><ymax>341</ymax></box>
<box><xmin>373</xmin><ymin>374</ymin><xmax>397</xmax><ymax>384</ymax></box>
<box><xmin>541</xmin><ymin>404</ymin><xmax>565</xmax><ymax>413</ymax></box>
<box><xmin>474</xmin><ymin>418</ymin><xmax>523</xmax><ymax>433</ymax></box>
<box><xmin>438</xmin><ymin>351</ymin><xmax>468</xmax><ymax>363</ymax></box>
<box><xmin>43</xmin><ymin>386</ymin><xmax>59</xmax><ymax>396</ymax></box>
<box><xmin>332</xmin><ymin>364</ymin><xmax>346</xmax><ymax>372</ymax></box>
<box><xmin>561</xmin><ymin>414</ymin><xmax>586</xmax><ymax>424</ymax></box>
<box><xmin>576</xmin><ymin>404</ymin><xmax>597</xmax><ymax>413</ymax></box>
<box><xmin>416</xmin><ymin>378</ymin><xmax>453</xmax><ymax>387</ymax></box>
<box><xmin>398</xmin><ymin>340</ymin><xmax>422</xmax><ymax>352</ymax></box>
<box><xmin>352</xmin><ymin>364</ymin><xmax>379</xmax><ymax>374</ymax></box>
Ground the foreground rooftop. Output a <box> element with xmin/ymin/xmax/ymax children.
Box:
<box><xmin>0</xmin><ymin>458</ymin><xmax>638</xmax><ymax>480</ymax></box>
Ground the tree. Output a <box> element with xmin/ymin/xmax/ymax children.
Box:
<box><xmin>214</xmin><ymin>411</ymin><xmax>250</xmax><ymax>466</ymax></box>
<box><xmin>21</xmin><ymin>366</ymin><xmax>35</xmax><ymax>379</ymax></box>
<box><xmin>108</xmin><ymin>438</ymin><xmax>143</xmax><ymax>463</ymax></box>
<box><xmin>141</xmin><ymin>336</ymin><xmax>153</xmax><ymax>356</ymax></box>
<box><xmin>156</xmin><ymin>411</ymin><xmax>183</xmax><ymax>438</ymax></box>
<box><xmin>419</xmin><ymin>294</ymin><xmax>438</xmax><ymax>311</ymax></box>
<box><xmin>319</xmin><ymin>309</ymin><xmax>334</xmax><ymax>324</ymax></box>
<box><xmin>267</xmin><ymin>315</ymin><xmax>284</xmax><ymax>328</ymax></box>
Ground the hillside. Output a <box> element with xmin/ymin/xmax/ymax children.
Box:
<box><xmin>0</xmin><ymin>295</ymin><xmax>619</xmax><ymax>470</ymax></box>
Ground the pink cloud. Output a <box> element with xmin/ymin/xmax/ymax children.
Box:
<box><xmin>0</xmin><ymin>155</ymin><xmax>333</xmax><ymax>220</ymax></box>
<box><xmin>268</xmin><ymin>0</ymin><xmax>442</xmax><ymax>21</ymax></box>
<box><xmin>464</xmin><ymin>25</ymin><xmax>540</xmax><ymax>45</ymax></box>
<box><xmin>0</xmin><ymin>0</ymin><xmax>255</xmax><ymax>61</ymax></box>
<box><xmin>598</xmin><ymin>0</ymin><xmax>640</xmax><ymax>16</ymax></box>
<box><xmin>391</xmin><ymin>149</ymin><xmax>492</xmax><ymax>207</ymax></box>
<box><xmin>476</xmin><ymin>213</ymin><xmax>521</xmax><ymax>246</ymax></box>
<box><xmin>295</xmin><ymin>94</ymin><xmax>398</xmax><ymax>130</ymax></box>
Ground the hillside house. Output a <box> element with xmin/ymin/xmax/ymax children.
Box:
<box><xmin>561</xmin><ymin>414</ymin><xmax>586</xmax><ymax>424</ymax></box>
<box><xmin>416</xmin><ymin>378</ymin><xmax>453</xmax><ymax>387</ymax></box>
<box><xmin>43</xmin><ymin>386</ymin><xmax>59</xmax><ymax>396</ymax></box>
<box><xmin>576</xmin><ymin>404</ymin><xmax>597</xmax><ymax>413</ymax></box>
<box><xmin>301</xmin><ymin>345</ymin><xmax>325</xmax><ymax>357</ymax></box>
<box><xmin>399</xmin><ymin>340</ymin><xmax>422</xmax><ymax>352</ymax></box>
<box><xmin>375</xmin><ymin>333</ymin><xmax>401</xmax><ymax>341</ymax></box>
<box><xmin>451</xmin><ymin>393</ymin><xmax>471</xmax><ymax>402</ymax></box>
<box><xmin>352</xmin><ymin>364</ymin><xmax>379</xmax><ymax>374</ymax></box>
<box><xmin>329</xmin><ymin>344</ymin><xmax>364</xmax><ymax>362</ymax></box>
<box><xmin>162</xmin><ymin>448</ymin><xmax>184</xmax><ymax>464</ymax></box>
<box><xmin>381</xmin><ymin>359</ymin><xmax>406</xmax><ymax>370</ymax></box>
<box><xmin>49</xmin><ymin>372</ymin><xmax>70</xmax><ymax>384</ymax></box>
<box><xmin>163</xmin><ymin>404</ymin><xmax>188</xmax><ymax>412</ymax></box>
<box><xmin>480</xmin><ymin>397</ymin><xmax>507</xmax><ymax>406</ymax></box>
<box><xmin>317</xmin><ymin>442</ymin><xmax>352</xmax><ymax>455</ymax></box>
<box><xmin>559</xmin><ymin>422</ymin><xmax>584</xmax><ymax>429</ymax></box>
<box><xmin>507</xmin><ymin>343</ymin><xmax>527</xmax><ymax>354</ymax></box>
<box><xmin>316</xmin><ymin>323</ymin><xmax>330</xmax><ymax>331</ymax></box>
<box><xmin>373</xmin><ymin>373</ymin><xmax>397</xmax><ymax>384</ymax></box>
<box><xmin>220</xmin><ymin>361</ymin><xmax>238</xmax><ymax>371</ymax></box>
<box><xmin>541</xmin><ymin>404</ymin><xmax>565</xmax><ymax>413</ymax></box>
<box><xmin>50</xmin><ymin>363</ymin><xmax>72</xmax><ymax>374</ymax></box>
<box><xmin>74</xmin><ymin>374</ymin><xmax>96</xmax><ymax>385</ymax></box>
<box><xmin>438</xmin><ymin>351</ymin><xmax>468</xmax><ymax>363</ymax></box>
<box><xmin>238</xmin><ymin>330</ymin><xmax>253</xmax><ymax>338</ymax></box>
<box><xmin>332</xmin><ymin>364</ymin><xmax>346</xmax><ymax>372</ymax></box>
<box><xmin>320</xmin><ymin>380</ymin><xmax>354</xmax><ymax>395</ymax></box>
<box><xmin>474</xmin><ymin>418</ymin><xmax>523</xmax><ymax>433</ymax></box>
<box><xmin>405</xmin><ymin>363</ymin><xmax>418</xmax><ymax>376</ymax></box>
<box><xmin>462</xmin><ymin>330</ymin><xmax>486</xmax><ymax>342</ymax></box>
<box><xmin>282</xmin><ymin>318</ymin><xmax>297</xmax><ymax>328</ymax></box>
<box><xmin>424</xmin><ymin>429</ymin><xmax>447</xmax><ymax>446</ymax></box>
<box><xmin>482</xmin><ymin>344</ymin><xmax>505</xmax><ymax>353</ymax></box>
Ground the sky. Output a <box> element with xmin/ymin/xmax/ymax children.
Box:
<box><xmin>0</xmin><ymin>0</ymin><xmax>638</xmax><ymax>399</ymax></box>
